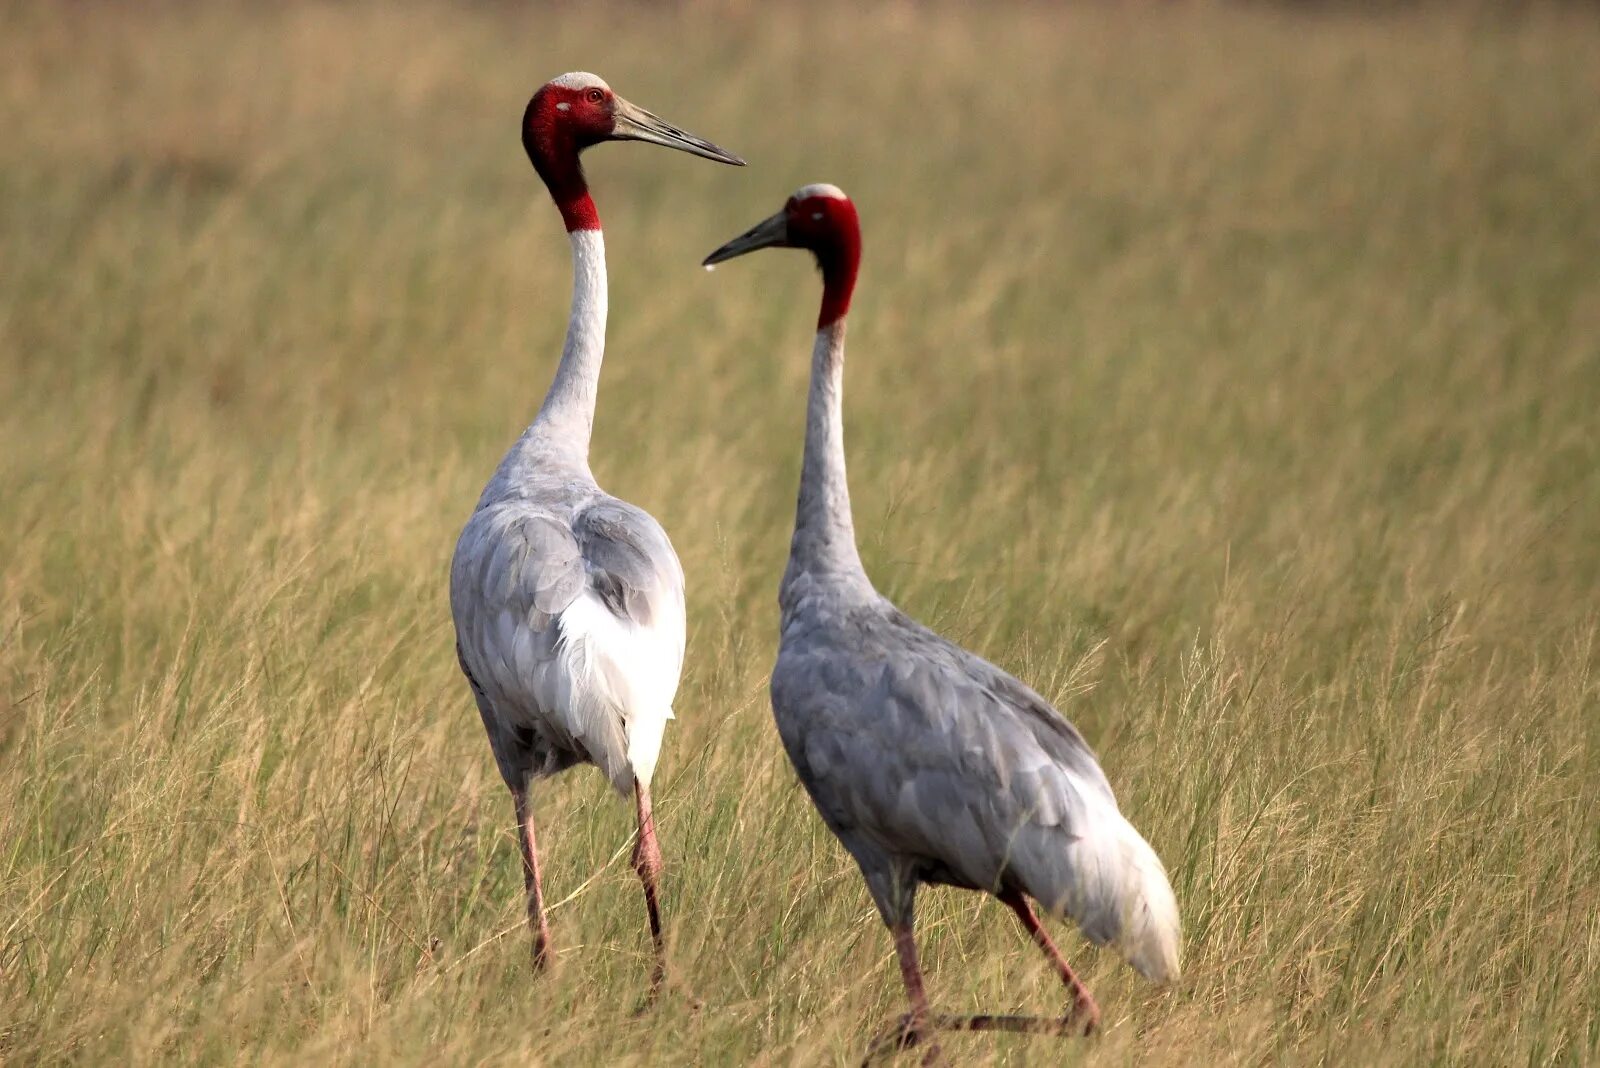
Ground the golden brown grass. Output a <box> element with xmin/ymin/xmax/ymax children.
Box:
<box><xmin>2</xmin><ymin>2</ymin><xmax>1598</xmax><ymax>1064</ymax></box>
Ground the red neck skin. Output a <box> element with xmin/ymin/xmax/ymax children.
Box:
<box><xmin>523</xmin><ymin>97</ymin><xmax>601</xmax><ymax>232</ymax></box>
<box><xmin>810</xmin><ymin>201</ymin><xmax>862</xmax><ymax>330</ymax></box>
<box><xmin>817</xmin><ymin>247</ymin><xmax>858</xmax><ymax>330</ymax></box>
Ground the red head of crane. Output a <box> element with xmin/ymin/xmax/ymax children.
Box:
<box><xmin>522</xmin><ymin>72</ymin><xmax>743</xmax><ymax>232</ymax></box>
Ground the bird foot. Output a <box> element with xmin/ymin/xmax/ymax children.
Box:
<box><xmin>1067</xmin><ymin>994</ymin><xmax>1100</xmax><ymax>1037</ymax></box>
<box><xmin>530</xmin><ymin>933</ymin><xmax>553</xmax><ymax>974</ymax></box>
<box><xmin>638</xmin><ymin>962</ymin><xmax>667</xmax><ymax>1012</ymax></box>
<box><xmin>632</xmin><ymin>974</ymin><xmax>703</xmax><ymax>1017</ymax></box>
<box><xmin>862</xmin><ymin>1015</ymin><xmax>942</xmax><ymax>1065</ymax></box>
<box><xmin>864</xmin><ymin>1005</ymin><xmax>1098</xmax><ymax>1061</ymax></box>
<box><xmin>671</xmin><ymin>980</ymin><xmax>705</xmax><ymax>1014</ymax></box>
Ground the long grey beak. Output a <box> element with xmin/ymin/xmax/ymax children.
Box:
<box><xmin>612</xmin><ymin>97</ymin><xmax>745</xmax><ymax>166</ymax></box>
<box><xmin>702</xmin><ymin>210</ymin><xmax>789</xmax><ymax>266</ymax></box>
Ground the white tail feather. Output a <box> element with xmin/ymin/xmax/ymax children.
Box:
<box><xmin>1108</xmin><ymin>820</ymin><xmax>1182</xmax><ymax>982</ymax></box>
<box><xmin>553</xmin><ymin>593</ymin><xmax>680</xmax><ymax>792</ymax></box>
<box><xmin>1023</xmin><ymin>799</ymin><xmax>1182</xmax><ymax>983</ymax></box>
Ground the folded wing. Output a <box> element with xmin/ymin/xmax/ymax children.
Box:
<box><xmin>451</xmin><ymin>496</ymin><xmax>686</xmax><ymax>793</ymax></box>
<box><xmin>776</xmin><ymin>628</ymin><xmax>1180</xmax><ymax>981</ymax></box>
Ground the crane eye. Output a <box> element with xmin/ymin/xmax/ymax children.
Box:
<box><xmin>586</xmin><ymin>88</ymin><xmax>605</xmax><ymax>104</ymax></box>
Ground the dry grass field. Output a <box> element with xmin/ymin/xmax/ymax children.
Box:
<box><xmin>3</xmin><ymin>2</ymin><xmax>1599</xmax><ymax>1064</ymax></box>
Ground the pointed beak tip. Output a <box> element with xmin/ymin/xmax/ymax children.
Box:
<box><xmin>700</xmin><ymin>145</ymin><xmax>746</xmax><ymax>167</ymax></box>
<box><xmin>702</xmin><ymin>212</ymin><xmax>789</xmax><ymax>268</ymax></box>
<box><xmin>613</xmin><ymin>101</ymin><xmax>745</xmax><ymax>167</ymax></box>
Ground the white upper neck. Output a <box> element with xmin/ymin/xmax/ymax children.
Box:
<box><xmin>477</xmin><ymin>228</ymin><xmax>606</xmax><ymax>506</ymax></box>
<box><xmin>529</xmin><ymin>228</ymin><xmax>608</xmax><ymax>467</ymax></box>
<box><xmin>782</xmin><ymin>320</ymin><xmax>871</xmax><ymax>604</ymax></box>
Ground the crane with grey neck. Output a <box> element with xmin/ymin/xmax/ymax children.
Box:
<box><xmin>449</xmin><ymin>73</ymin><xmax>742</xmax><ymax>995</ymax></box>
<box><xmin>704</xmin><ymin>185</ymin><xmax>1181</xmax><ymax>1058</ymax></box>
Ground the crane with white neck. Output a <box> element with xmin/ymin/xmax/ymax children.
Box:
<box><xmin>703</xmin><ymin>185</ymin><xmax>1181</xmax><ymax>1058</ymax></box>
<box><xmin>449</xmin><ymin>72</ymin><xmax>742</xmax><ymax>995</ymax></box>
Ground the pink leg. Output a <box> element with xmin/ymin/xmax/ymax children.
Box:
<box><xmin>632</xmin><ymin>779</ymin><xmax>666</xmax><ymax>1001</ymax></box>
<box><xmin>863</xmin><ymin>922</ymin><xmax>943</xmax><ymax>1064</ymax></box>
<box><xmin>512</xmin><ymin>785</ymin><xmax>552</xmax><ymax>970</ymax></box>
<box><xmin>891</xmin><ymin>922</ymin><xmax>942</xmax><ymax>1063</ymax></box>
<box><xmin>999</xmin><ymin>890</ymin><xmax>1100</xmax><ymax>1035</ymax></box>
<box><xmin>892</xmin><ymin>922</ymin><xmax>932</xmax><ymax>1021</ymax></box>
<box><xmin>864</xmin><ymin>896</ymin><xmax>1101</xmax><ymax>1064</ymax></box>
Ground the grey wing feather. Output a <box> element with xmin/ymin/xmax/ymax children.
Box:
<box><xmin>773</xmin><ymin>619</ymin><xmax>1136</xmax><ymax>932</ymax></box>
<box><xmin>571</xmin><ymin>498</ymin><xmax>686</xmax><ymax>633</ymax></box>
<box><xmin>948</xmin><ymin>642</ymin><xmax>1115</xmax><ymax>802</ymax></box>
<box><xmin>874</xmin><ymin>609</ymin><xmax>1113</xmax><ymax>800</ymax></box>
<box><xmin>451</xmin><ymin>503</ymin><xmax>622</xmax><ymax>781</ymax></box>
<box><xmin>451</xmin><ymin>495</ymin><xmax>687</xmax><ymax>793</ymax></box>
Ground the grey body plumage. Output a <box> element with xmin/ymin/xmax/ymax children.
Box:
<box><xmin>452</xmin><ymin>472</ymin><xmax>685</xmax><ymax>795</ymax></box>
<box><xmin>768</xmin><ymin>327</ymin><xmax>1178</xmax><ymax>981</ymax></box>
<box><xmin>706</xmin><ymin>185</ymin><xmax>1179</xmax><ymax>1048</ymax></box>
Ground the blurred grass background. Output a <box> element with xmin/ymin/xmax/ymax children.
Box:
<box><xmin>2</xmin><ymin>1</ymin><xmax>1598</xmax><ymax>1064</ymax></box>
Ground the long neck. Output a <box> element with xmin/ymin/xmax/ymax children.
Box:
<box><xmin>528</xmin><ymin>227</ymin><xmax>607</xmax><ymax>466</ymax></box>
<box><xmin>784</xmin><ymin>319</ymin><xmax>868</xmax><ymax>592</ymax></box>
